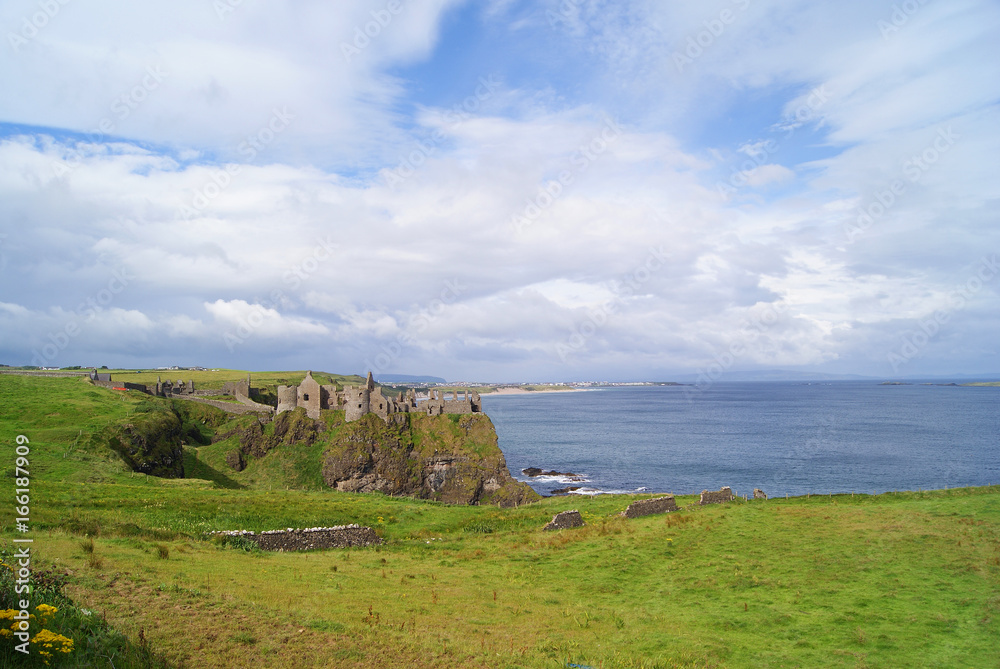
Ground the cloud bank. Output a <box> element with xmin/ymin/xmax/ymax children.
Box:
<box><xmin>1</xmin><ymin>0</ymin><xmax>998</xmax><ymax>380</ymax></box>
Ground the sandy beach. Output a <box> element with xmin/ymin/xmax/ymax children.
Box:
<box><xmin>487</xmin><ymin>386</ymin><xmax>581</xmax><ymax>395</ymax></box>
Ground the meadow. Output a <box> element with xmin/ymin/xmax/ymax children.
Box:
<box><xmin>1</xmin><ymin>374</ymin><xmax>998</xmax><ymax>668</ymax></box>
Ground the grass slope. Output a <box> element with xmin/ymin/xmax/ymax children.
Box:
<box><xmin>1</xmin><ymin>375</ymin><xmax>998</xmax><ymax>668</ymax></box>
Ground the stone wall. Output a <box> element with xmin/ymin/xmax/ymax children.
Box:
<box><xmin>276</xmin><ymin>385</ymin><xmax>298</xmax><ymax>413</ymax></box>
<box><xmin>753</xmin><ymin>488</ymin><xmax>768</xmax><ymax>500</ymax></box>
<box><xmin>700</xmin><ymin>487</ymin><xmax>735</xmax><ymax>505</ymax></box>
<box><xmin>0</xmin><ymin>370</ymin><xmax>88</xmax><ymax>377</ymax></box>
<box><xmin>89</xmin><ymin>378</ymin><xmax>149</xmax><ymax>393</ymax></box>
<box><xmin>622</xmin><ymin>495</ymin><xmax>678</xmax><ymax>518</ymax></box>
<box><xmin>543</xmin><ymin>510</ymin><xmax>584</xmax><ymax>531</ymax></box>
<box><xmin>213</xmin><ymin>525</ymin><xmax>382</xmax><ymax>551</ymax></box>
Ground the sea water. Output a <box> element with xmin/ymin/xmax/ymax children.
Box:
<box><xmin>480</xmin><ymin>382</ymin><xmax>1000</xmax><ymax>497</ymax></box>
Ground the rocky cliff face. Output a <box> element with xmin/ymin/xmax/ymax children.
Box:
<box><xmin>96</xmin><ymin>405</ymin><xmax>185</xmax><ymax>478</ymax></box>
<box><xmin>320</xmin><ymin>412</ymin><xmax>539</xmax><ymax>507</ymax></box>
<box><xmin>215</xmin><ymin>409</ymin><xmax>319</xmax><ymax>471</ymax></box>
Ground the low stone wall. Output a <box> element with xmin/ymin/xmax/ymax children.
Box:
<box><xmin>622</xmin><ymin>495</ymin><xmax>677</xmax><ymax>518</ymax></box>
<box><xmin>0</xmin><ymin>370</ymin><xmax>88</xmax><ymax>377</ymax></box>
<box><xmin>214</xmin><ymin>525</ymin><xmax>382</xmax><ymax>551</ymax></box>
<box><xmin>543</xmin><ymin>510</ymin><xmax>584</xmax><ymax>531</ymax></box>
<box><xmin>700</xmin><ymin>486</ymin><xmax>735</xmax><ymax>505</ymax></box>
<box><xmin>753</xmin><ymin>488</ymin><xmax>768</xmax><ymax>500</ymax></box>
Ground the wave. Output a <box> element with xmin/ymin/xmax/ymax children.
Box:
<box><xmin>519</xmin><ymin>474</ymin><xmax>590</xmax><ymax>485</ymax></box>
<box><xmin>567</xmin><ymin>486</ymin><xmax>654</xmax><ymax>496</ymax></box>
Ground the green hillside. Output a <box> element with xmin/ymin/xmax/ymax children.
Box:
<box><xmin>1</xmin><ymin>374</ymin><xmax>998</xmax><ymax>668</ymax></box>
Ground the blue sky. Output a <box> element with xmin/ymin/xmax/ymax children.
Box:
<box><xmin>0</xmin><ymin>0</ymin><xmax>998</xmax><ymax>381</ymax></box>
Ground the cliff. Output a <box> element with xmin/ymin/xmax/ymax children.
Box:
<box><xmin>206</xmin><ymin>408</ymin><xmax>539</xmax><ymax>506</ymax></box>
<box><xmin>320</xmin><ymin>412</ymin><xmax>539</xmax><ymax>506</ymax></box>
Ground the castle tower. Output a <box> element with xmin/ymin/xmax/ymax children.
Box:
<box><xmin>345</xmin><ymin>372</ymin><xmax>373</xmax><ymax>422</ymax></box>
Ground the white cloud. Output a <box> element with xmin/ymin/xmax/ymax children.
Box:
<box><xmin>0</xmin><ymin>0</ymin><xmax>998</xmax><ymax>378</ymax></box>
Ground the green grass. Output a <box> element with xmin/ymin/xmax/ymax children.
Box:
<box><xmin>89</xmin><ymin>368</ymin><xmax>366</xmax><ymax>391</ymax></box>
<box><xmin>2</xmin><ymin>374</ymin><xmax>999</xmax><ymax>668</ymax></box>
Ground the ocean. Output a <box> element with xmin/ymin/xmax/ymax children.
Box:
<box><xmin>480</xmin><ymin>382</ymin><xmax>1000</xmax><ymax>498</ymax></box>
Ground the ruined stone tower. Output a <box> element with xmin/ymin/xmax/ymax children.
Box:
<box><xmin>344</xmin><ymin>372</ymin><xmax>375</xmax><ymax>422</ymax></box>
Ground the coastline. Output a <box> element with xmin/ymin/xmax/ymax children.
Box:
<box><xmin>485</xmin><ymin>386</ymin><xmax>584</xmax><ymax>395</ymax></box>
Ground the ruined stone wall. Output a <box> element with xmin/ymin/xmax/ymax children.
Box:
<box><xmin>214</xmin><ymin>525</ymin><xmax>382</xmax><ymax>551</ymax></box>
<box><xmin>370</xmin><ymin>388</ymin><xmax>392</xmax><ymax>421</ymax></box>
<box><xmin>89</xmin><ymin>379</ymin><xmax>150</xmax><ymax>393</ymax></box>
<box><xmin>442</xmin><ymin>399</ymin><xmax>474</xmax><ymax>414</ymax></box>
<box><xmin>622</xmin><ymin>495</ymin><xmax>678</xmax><ymax>518</ymax></box>
<box><xmin>700</xmin><ymin>487</ymin><xmax>735</xmax><ymax>505</ymax></box>
<box><xmin>321</xmin><ymin>385</ymin><xmax>339</xmax><ymax>410</ymax></box>
<box><xmin>276</xmin><ymin>385</ymin><xmax>298</xmax><ymax>413</ymax></box>
<box><xmin>297</xmin><ymin>373</ymin><xmax>322</xmax><ymax>419</ymax></box>
<box><xmin>543</xmin><ymin>510</ymin><xmax>585</xmax><ymax>531</ymax></box>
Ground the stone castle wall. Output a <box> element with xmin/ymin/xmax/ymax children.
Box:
<box><xmin>276</xmin><ymin>385</ymin><xmax>298</xmax><ymax>413</ymax></box>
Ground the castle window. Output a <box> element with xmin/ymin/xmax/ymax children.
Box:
<box><xmin>303</xmin><ymin>394</ymin><xmax>309</xmax><ymax>401</ymax></box>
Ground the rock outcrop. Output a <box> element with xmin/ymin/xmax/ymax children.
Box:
<box><xmin>95</xmin><ymin>404</ymin><xmax>185</xmax><ymax>477</ymax></box>
<box><xmin>214</xmin><ymin>409</ymin><xmax>315</xmax><ymax>462</ymax></box>
<box><xmin>320</xmin><ymin>413</ymin><xmax>539</xmax><ymax>507</ymax></box>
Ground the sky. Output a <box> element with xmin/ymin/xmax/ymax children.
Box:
<box><xmin>0</xmin><ymin>0</ymin><xmax>998</xmax><ymax>382</ymax></box>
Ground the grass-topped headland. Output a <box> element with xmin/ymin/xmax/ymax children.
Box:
<box><xmin>1</xmin><ymin>373</ymin><xmax>998</xmax><ymax>667</ymax></box>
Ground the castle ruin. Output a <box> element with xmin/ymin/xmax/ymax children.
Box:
<box><xmin>86</xmin><ymin>368</ymin><xmax>481</xmax><ymax>423</ymax></box>
<box><xmin>277</xmin><ymin>371</ymin><xmax>482</xmax><ymax>422</ymax></box>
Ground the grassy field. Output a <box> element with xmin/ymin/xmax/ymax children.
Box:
<box><xmin>1</xmin><ymin>374</ymin><xmax>999</xmax><ymax>668</ymax></box>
